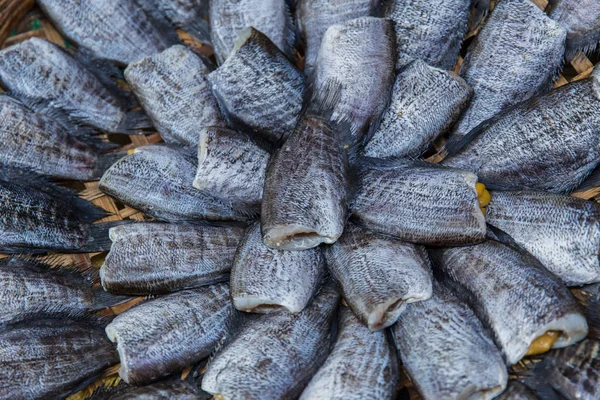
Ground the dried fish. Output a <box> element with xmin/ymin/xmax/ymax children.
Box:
<box><xmin>89</xmin><ymin>379</ymin><xmax>210</xmax><ymax>400</ymax></box>
<box><xmin>496</xmin><ymin>381</ymin><xmax>538</xmax><ymax>400</ymax></box>
<box><xmin>137</xmin><ymin>0</ymin><xmax>210</xmax><ymax>44</ymax></box>
<box><xmin>548</xmin><ymin>0</ymin><xmax>600</xmax><ymax>60</ymax></box>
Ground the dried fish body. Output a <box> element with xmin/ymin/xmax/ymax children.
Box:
<box><xmin>101</xmin><ymin>222</ymin><xmax>245</xmax><ymax>295</ymax></box>
<box><xmin>548</xmin><ymin>0</ymin><xmax>600</xmax><ymax>60</ymax></box>
<box><xmin>137</xmin><ymin>0</ymin><xmax>210</xmax><ymax>43</ymax></box>
<box><xmin>231</xmin><ymin>223</ymin><xmax>326</xmax><ymax>313</ymax></box>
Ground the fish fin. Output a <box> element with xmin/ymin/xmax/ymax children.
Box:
<box><xmin>90</xmin><ymin>286</ymin><xmax>135</xmax><ymax>311</ymax></box>
<box><xmin>112</xmin><ymin>109</ymin><xmax>153</xmax><ymax>134</ymax></box>
<box><xmin>469</xmin><ymin>0</ymin><xmax>491</xmax><ymax>32</ymax></box>
<box><xmin>183</xmin><ymin>19</ymin><xmax>212</xmax><ymax>44</ymax></box>
<box><xmin>78</xmin><ymin>221</ymin><xmax>133</xmax><ymax>253</ymax></box>
<box><xmin>92</xmin><ymin>151</ymin><xmax>127</xmax><ymax>180</ymax></box>
<box><xmin>573</xmin><ymin>164</ymin><xmax>600</xmax><ymax>193</ymax></box>
<box><xmin>140</xmin><ymin>4</ymin><xmax>181</xmax><ymax>47</ymax></box>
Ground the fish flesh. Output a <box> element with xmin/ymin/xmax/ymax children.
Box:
<box><xmin>262</xmin><ymin>115</ymin><xmax>348</xmax><ymax>250</ymax></box>
<box><xmin>105</xmin><ymin>284</ymin><xmax>235</xmax><ymax>385</ymax></box>
<box><xmin>202</xmin><ymin>280</ymin><xmax>340</xmax><ymax>399</ymax></box>
<box><xmin>363</xmin><ymin>59</ymin><xmax>472</xmax><ymax>159</ymax></box>
<box><xmin>125</xmin><ymin>45</ymin><xmax>225</xmax><ymax>147</ymax></box>
<box><xmin>194</xmin><ymin>126</ymin><xmax>270</xmax><ymax>207</ymax></box>
<box><xmin>382</xmin><ymin>0</ymin><xmax>471</xmax><ymax>70</ymax></box>
<box><xmin>442</xmin><ymin>76</ymin><xmax>600</xmax><ymax>194</ymax></box>
<box><xmin>0</xmin><ymin>38</ymin><xmax>150</xmax><ymax>134</ymax></box>
<box><xmin>209</xmin><ymin>27</ymin><xmax>305</xmax><ymax>143</ymax></box>
<box><xmin>496</xmin><ymin>381</ymin><xmax>538</xmax><ymax>400</ymax></box>
<box><xmin>299</xmin><ymin>307</ymin><xmax>398</xmax><ymax>400</ymax></box>
<box><xmin>37</xmin><ymin>0</ymin><xmax>178</xmax><ymax>65</ymax></box>
<box><xmin>137</xmin><ymin>0</ymin><xmax>210</xmax><ymax>44</ymax></box>
<box><xmin>312</xmin><ymin>17</ymin><xmax>395</xmax><ymax>143</ymax></box>
<box><xmin>99</xmin><ymin>145</ymin><xmax>254</xmax><ymax>222</ymax></box>
<box><xmin>393</xmin><ymin>280</ymin><xmax>507</xmax><ymax>400</ymax></box>
<box><xmin>450</xmin><ymin>0</ymin><xmax>566</xmax><ymax>138</ymax></box>
<box><xmin>486</xmin><ymin>190</ymin><xmax>600</xmax><ymax>286</ymax></box>
<box><xmin>351</xmin><ymin>158</ymin><xmax>487</xmax><ymax>246</ymax></box>
<box><xmin>89</xmin><ymin>379</ymin><xmax>210</xmax><ymax>400</ymax></box>
<box><xmin>0</xmin><ymin>319</ymin><xmax>119</xmax><ymax>399</ymax></box>
<box><xmin>325</xmin><ymin>222</ymin><xmax>432</xmax><ymax>331</ymax></box>
<box><xmin>548</xmin><ymin>0</ymin><xmax>600</xmax><ymax>60</ymax></box>
<box><xmin>436</xmin><ymin>241</ymin><xmax>588</xmax><ymax>365</ymax></box>
<box><xmin>231</xmin><ymin>222</ymin><xmax>326</xmax><ymax>313</ymax></box>
<box><xmin>209</xmin><ymin>0</ymin><xmax>295</xmax><ymax>64</ymax></box>
<box><xmin>101</xmin><ymin>222</ymin><xmax>245</xmax><ymax>295</ymax></box>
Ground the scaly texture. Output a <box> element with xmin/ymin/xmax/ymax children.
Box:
<box><xmin>90</xmin><ymin>379</ymin><xmax>208</xmax><ymax>400</ymax></box>
<box><xmin>101</xmin><ymin>222</ymin><xmax>244</xmax><ymax>295</ymax></box>
<box><xmin>231</xmin><ymin>223</ymin><xmax>326</xmax><ymax>313</ymax></box>
<box><xmin>451</xmin><ymin>0</ymin><xmax>566</xmax><ymax>137</ymax></box>
<box><xmin>105</xmin><ymin>284</ymin><xmax>234</xmax><ymax>385</ymax></box>
<box><xmin>548</xmin><ymin>0</ymin><xmax>600</xmax><ymax>59</ymax></box>
<box><xmin>137</xmin><ymin>0</ymin><xmax>210</xmax><ymax>43</ymax></box>
<box><xmin>496</xmin><ymin>381</ymin><xmax>538</xmax><ymax>400</ymax></box>
<box><xmin>486</xmin><ymin>190</ymin><xmax>600</xmax><ymax>286</ymax></box>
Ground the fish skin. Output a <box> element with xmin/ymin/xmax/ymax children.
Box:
<box><xmin>325</xmin><ymin>222</ymin><xmax>432</xmax><ymax>331</ymax></box>
<box><xmin>261</xmin><ymin>115</ymin><xmax>348</xmax><ymax>250</ymax></box>
<box><xmin>486</xmin><ymin>190</ymin><xmax>600</xmax><ymax>286</ymax></box>
<box><xmin>209</xmin><ymin>0</ymin><xmax>295</xmax><ymax>64</ymax></box>
<box><xmin>442</xmin><ymin>78</ymin><xmax>600</xmax><ymax>194</ymax></box>
<box><xmin>393</xmin><ymin>280</ymin><xmax>507</xmax><ymax>400</ymax></box>
<box><xmin>313</xmin><ymin>17</ymin><xmax>395</xmax><ymax>143</ymax></box>
<box><xmin>0</xmin><ymin>319</ymin><xmax>119</xmax><ymax>399</ymax></box>
<box><xmin>231</xmin><ymin>222</ymin><xmax>326</xmax><ymax>314</ymax></box>
<box><xmin>125</xmin><ymin>45</ymin><xmax>225</xmax><ymax>147</ymax></box>
<box><xmin>436</xmin><ymin>241</ymin><xmax>588</xmax><ymax>365</ymax></box>
<box><xmin>201</xmin><ymin>280</ymin><xmax>340</xmax><ymax>399</ymax></box>
<box><xmin>351</xmin><ymin>158</ymin><xmax>486</xmax><ymax>246</ymax></box>
<box><xmin>548</xmin><ymin>0</ymin><xmax>600</xmax><ymax>60</ymax></box>
<box><xmin>99</xmin><ymin>145</ymin><xmax>254</xmax><ymax>223</ymax></box>
<box><xmin>101</xmin><ymin>222</ymin><xmax>245</xmax><ymax>295</ymax></box>
<box><xmin>209</xmin><ymin>27</ymin><xmax>305</xmax><ymax>143</ymax></box>
<box><xmin>299</xmin><ymin>307</ymin><xmax>398</xmax><ymax>400</ymax></box>
<box><xmin>37</xmin><ymin>0</ymin><xmax>178</xmax><ymax>65</ymax></box>
<box><xmin>581</xmin><ymin>283</ymin><xmax>600</xmax><ymax>333</ymax></box>
<box><xmin>363</xmin><ymin>59</ymin><xmax>473</xmax><ymax>159</ymax></box>
<box><xmin>451</xmin><ymin>0</ymin><xmax>566</xmax><ymax>138</ymax></box>
<box><xmin>136</xmin><ymin>0</ymin><xmax>210</xmax><ymax>43</ymax></box>
<box><xmin>105</xmin><ymin>284</ymin><xmax>234</xmax><ymax>385</ymax></box>
<box><xmin>194</xmin><ymin>127</ymin><xmax>270</xmax><ymax>207</ymax></box>
<box><xmin>496</xmin><ymin>381</ymin><xmax>538</xmax><ymax>400</ymax></box>
<box><xmin>90</xmin><ymin>379</ymin><xmax>210</xmax><ymax>400</ymax></box>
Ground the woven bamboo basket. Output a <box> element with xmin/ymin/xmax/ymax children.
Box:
<box><xmin>0</xmin><ymin>0</ymin><xmax>599</xmax><ymax>399</ymax></box>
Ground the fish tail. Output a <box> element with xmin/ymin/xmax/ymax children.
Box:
<box><xmin>79</xmin><ymin>221</ymin><xmax>132</xmax><ymax>253</ymax></box>
<box><xmin>90</xmin><ymin>286</ymin><xmax>135</xmax><ymax>311</ymax></box>
<box><xmin>92</xmin><ymin>151</ymin><xmax>127</xmax><ymax>179</ymax></box>
<box><xmin>113</xmin><ymin>110</ymin><xmax>153</xmax><ymax>134</ymax></box>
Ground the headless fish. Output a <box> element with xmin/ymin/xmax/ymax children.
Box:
<box><xmin>548</xmin><ymin>0</ymin><xmax>600</xmax><ymax>60</ymax></box>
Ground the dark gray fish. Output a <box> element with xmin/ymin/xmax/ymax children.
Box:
<box><xmin>442</xmin><ymin>77</ymin><xmax>600</xmax><ymax>194</ymax></box>
<box><xmin>209</xmin><ymin>27</ymin><xmax>305</xmax><ymax>143</ymax></box>
<box><xmin>37</xmin><ymin>0</ymin><xmax>178</xmax><ymax>65</ymax></box>
<box><xmin>312</xmin><ymin>17</ymin><xmax>395</xmax><ymax>143</ymax></box>
<box><xmin>363</xmin><ymin>59</ymin><xmax>472</xmax><ymax>159</ymax></box>
<box><xmin>0</xmin><ymin>38</ymin><xmax>149</xmax><ymax>134</ymax></box>
<box><xmin>99</xmin><ymin>145</ymin><xmax>254</xmax><ymax>222</ymax></box>
<box><xmin>231</xmin><ymin>223</ymin><xmax>325</xmax><ymax>313</ymax></box>
<box><xmin>436</xmin><ymin>241</ymin><xmax>588</xmax><ymax>365</ymax></box>
<box><xmin>89</xmin><ymin>379</ymin><xmax>210</xmax><ymax>400</ymax></box>
<box><xmin>209</xmin><ymin>0</ymin><xmax>295</xmax><ymax>64</ymax></box>
<box><xmin>351</xmin><ymin>158</ymin><xmax>487</xmax><ymax>246</ymax></box>
<box><xmin>393</xmin><ymin>280</ymin><xmax>507</xmax><ymax>400</ymax></box>
<box><xmin>201</xmin><ymin>280</ymin><xmax>340</xmax><ymax>399</ymax></box>
<box><xmin>106</xmin><ymin>284</ymin><xmax>234</xmax><ymax>385</ymax></box>
<box><xmin>137</xmin><ymin>0</ymin><xmax>210</xmax><ymax>44</ymax></box>
<box><xmin>497</xmin><ymin>381</ymin><xmax>538</xmax><ymax>400</ymax></box>
<box><xmin>548</xmin><ymin>0</ymin><xmax>600</xmax><ymax>60</ymax></box>
<box><xmin>101</xmin><ymin>222</ymin><xmax>245</xmax><ymax>295</ymax></box>
<box><xmin>193</xmin><ymin>126</ymin><xmax>270</xmax><ymax>207</ymax></box>
<box><xmin>125</xmin><ymin>45</ymin><xmax>225</xmax><ymax>147</ymax></box>
<box><xmin>486</xmin><ymin>190</ymin><xmax>600</xmax><ymax>286</ymax></box>
<box><xmin>325</xmin><ymin>222</ymin><xmax>432</xmax><ymax>331</ymax></box>
<box><xmin>262</xmin><ymin>115</ymin><xmax>348</xmax><ymax>250</ymax></box>
<box><xmin>299</xmin><ymin>307</ymin><xmax>398</xmax><ymax>400</ymax></box>
<box><xmin>0</xmin><ymin>319</ymin><xmax>119</xmax><ymax>399</ymax></box>
<box><xmin>451</xmin><ymin>0</ymin><xmax>566</xmax><ymax>138</ymax></box>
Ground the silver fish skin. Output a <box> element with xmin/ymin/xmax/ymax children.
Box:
<box><xmin>486</xmin><ymin>190</ymin><xmax>600</xmax><ymax>286</ymax></box>
<box><xmin>0</xmin><ymin>319</ymin><xmax>119</xmax><ymax>399</ymax></box>
<box><xmin>437</xmin><ymin>241</ymin><xmax>589</xmax><ymax>365</ymax></box>
<box><xmin>137</xmin><ymin>0</ymin><xmax>210</xmax><ymax>43</ymax></box>
<box><xmin>106</xmin><ymin>284</ymin><xmax>234</xmax><ymax>385</ymax></box>
<box><xmin>442</xmin><ymin>77</ymin><xmax>600</xmax><ymax>194</ymax></box>
<box><xmin>261</xmin><ymin>116</ymin><xmax>348</xmax><ymax>250</ymax></box>
<box><xmin>209</xmin><ymin>27</ymin><xmax>305</xmax><ymax>143</ymax></box>
<box><xmin>299</xmin><ymin>307</ymin><xmax>398</xmax><ymax>400</ymax></box>
<box><xmin>313</xmin><ymin>17</ymin><xmax>395</xmax><ymax>143</ymax></box>
<box><xmin>101</xmin><ymin>222</ymin><xmax>245</xmax><ymax>295</ymax></box>
<box><xmin>231</xmin><ymin>223</ymin><xmax>326</xmax><ymax>314</ymax></box>
<box><xmin>325</xmin><ymin>222</ymin><xmax>432</xmax><ymax>331</ymax></box>
<box><xmin>209</xmin><ymin>0</ymin><xmax>295</xmax><ymax>64</ymax></box>
<box><xmin>496</xmin><ymin>381</ymin><xmax>538</xmax><ymax>400</ymax></box>
<box><xmin>99</xmin><ymin>145</ymin><xmax>254</xmax><ymax>223</ymax></box>
<box><xmin>125</xmin><ymin>45</ymin><xmax>225</xmax><ymax>147</ymax></box>
<box><xmin>393</xmin><ymin>280</ymin><xmax>507</xmax><ymax>400</ymax></box>
<box><xmin>451</xmin><ymin>0</ymin><xmax>566</xmax><ymax>138</ymax></box>
<box><xmin>201</xmin><ymin>280</ymin><xmax>340</xmax><ymax>399</ymax></box>
<box><xmin>382</xmin><ymin>0</ymin><xmax>471</xmax><ymax>70</ymax></box>
<box><xmin>194</xmin><ymin>127</ymin><xmax>270</xmax><ymax>207</ymax></box>
<box><xmin>351</xmin><ymin>158</ymin><xmax>486</xmax><ymax>246</ymax></box>
<box><xmin>548</xmin><ymin>0</ymin><xmax>600</xmax><ymax>60</ymax></box>
<box><xmin>37</xmin><ymin>0</ymin><xmax>178</xmax><ymax>65</ymax></box>
<box><xmin>363</xmin><ymin>59</ymin><xmax>473</xmax><ymax>159</ymax></box>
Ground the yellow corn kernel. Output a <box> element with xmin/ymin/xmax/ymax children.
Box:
<box><xmin>525</xmin><ymin>330</ymin><xmax>560</xmax><ymax>356</ymax></box>
<box><xmin>476</xmin><ymin>182</ymin><xmax>491</xmax><ymax>212</ymax></box>
<box><xmin>127</xmin><ymin>149</ymin><xmax>135</xmax><ymax>155</ymax></box>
